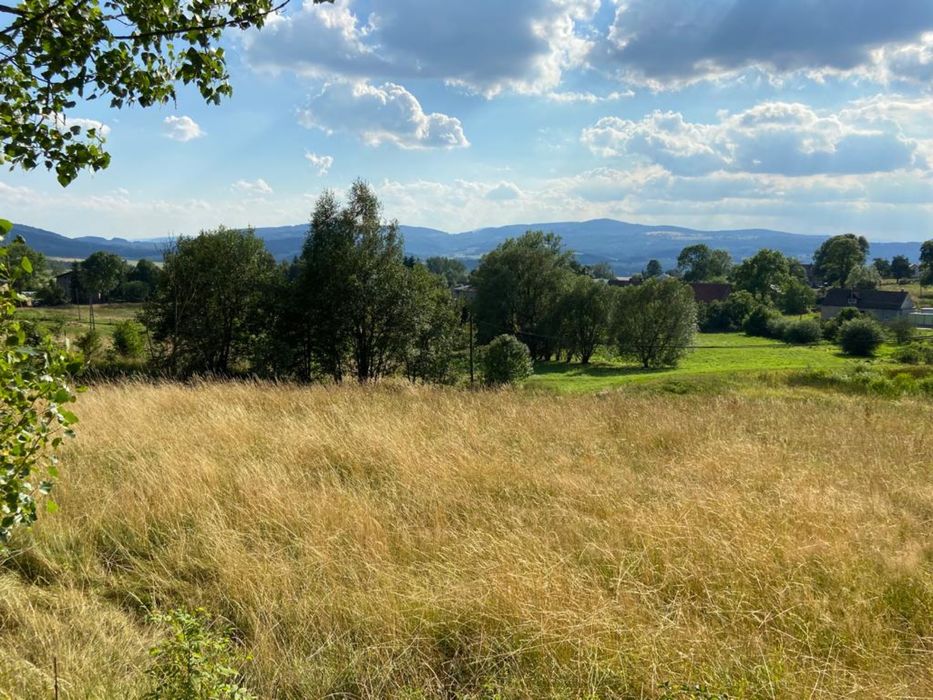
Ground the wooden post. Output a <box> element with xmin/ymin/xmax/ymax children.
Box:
<box><xmin>53</xmin><ymin>656</ymin><xmax>59</xmax><ymax>700</ymax></box>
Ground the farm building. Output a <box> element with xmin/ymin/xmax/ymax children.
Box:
<box><xmin>54</xmin><ymin>270</ymin><xmax>79</xmax><ymax>303</ymax></box>
<box><xmin>689</xmin><ymin>282</ymin><xmax>731</xmax><ymax>303</ymax></box>
<box><xmin>909</xmin><ymin>308</ymin><xmax>933</xmax><ymax>328</ymax></box>
<box><xmin>819</xmin><ymin>288</ymin><xmax>914</xmax><ymax>322</ymax></box>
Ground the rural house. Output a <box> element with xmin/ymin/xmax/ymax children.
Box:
<box><xmin>54</xmin><ymin>270</ymin><xmax>79</xmax><ymax>303</ymax></box>
<box><xmin>689</xmin><ymin>282</ymin><xmax>731</xmax><ymax>303</ymax></box>
<box><xmin>819</xmin><ymin>288</ymin><xmax>914</xmax><ymax>322</ymax></box>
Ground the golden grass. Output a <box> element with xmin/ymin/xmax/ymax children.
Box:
<box><xmin>1</xmin><ymin>382</ymin><xmax>931</xmax><ymax>698</ymax></box>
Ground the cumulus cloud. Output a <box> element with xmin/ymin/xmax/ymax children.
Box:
<box><xmin>298</xmin><ymin>81</ymin><xmax>469</xmax><ymax>149</ymax></box>
<box><xmin>599</xmin><ymin>0</ymin><xmax>933</xmax><ymax>86</ymax></box>
<box><xmin>485</xmin><ymin>182</ymin><xmax>523</xmax><ymax>201</ymax></box>
<box><xmin>245</xmin><ymin>0</ymin><xmax>599</xmax><ymax>96</ymax></box>
<box><xmin>305</xmin><ymin>151</ymin><xmax>334</xmax><ymax>175</ymax></box>
<box><xmin>231</xmin><ymin>178</ymin><xmax>274</xmax><ymax>195</ymax></box>
<box><xmin>163</xmin><ymin>115</ymin><xmax>205</xmax><ymax>142</ymax></box>
<box><xmin>581</xmin><ymin>102</ymin><xmax>925</xmax><ymax>176</ymax></box>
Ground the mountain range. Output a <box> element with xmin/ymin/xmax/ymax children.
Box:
<box><xmin>8</xmin><ymin>220</ymin><xmax>926</xmax><ymax>274</ymax></box>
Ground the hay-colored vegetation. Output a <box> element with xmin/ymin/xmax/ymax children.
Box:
<box><xmin>1</xmin><ymin>382</ymin><xmax>931</xmax><ymax>698</ymax></box>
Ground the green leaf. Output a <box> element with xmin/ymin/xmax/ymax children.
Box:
<box><xmin>0</xmin><ymin>219</ymin><xmax>11</xmax><ymax>236</ymax></box>
<box><xmin>45</xmin><ymin>499</ymin><xmax>59</xmax><ymax>514</ymax></box>
<box><xmin>20</xmin><ymin>257</ymin><xmax>32</xmax><ymax>274</ymax></box>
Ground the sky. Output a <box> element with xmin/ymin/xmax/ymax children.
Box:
<box><xmin>2</xmin><ymin>0</ymin><xmax>933</xmax><ymax>241</ymax></box>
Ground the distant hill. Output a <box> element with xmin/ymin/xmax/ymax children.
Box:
<box><xmin>9</xmin><ymin>224</ymin><xmax>163</xmax><ymax>260</ymax></box>
<box><xmin>8</xmin><ymin>220</ymin><xmax>926</xmax><ymax>274</ymax></box>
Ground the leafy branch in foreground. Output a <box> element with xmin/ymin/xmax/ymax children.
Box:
<box><xmin>1</xmin><ymin>218</ymin><xmax>80</xmax><ymax>543</ymax></box>
<box><xmin>0</xmin><ymin>0</ymin><xmax>333</xmax><ymax>184</ymax></box>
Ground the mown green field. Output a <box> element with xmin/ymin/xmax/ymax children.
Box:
<box><xmin>17</xmin><ymin>303</ymin><xmax>143</xmax><ymax>342</ymax></box>
<box><xmin>528</xmin><ymin>333</ymin><xmax>906</xmax><ymax>393</ymax></box>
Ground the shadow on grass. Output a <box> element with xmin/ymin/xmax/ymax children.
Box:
<box><xmin>533</xmin><ymin>361</ymin><xmax>666</xmax><ymax>379</ymax></box>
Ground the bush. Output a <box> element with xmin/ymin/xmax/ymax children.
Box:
<box><xmin>821</xmin><ymin>307</ymin><xmax>862</xmax><ymax>342</ymax></box>
<box><xmin>743</xmin><ymin>304</ymin><xmax>781</xmax><ymax>337</ymax></box>
<box><xmin>886</xmin><ymin>316</ymin><xmax>915</xmax><ymax>345</ymax></box>
<box><xmin>893</xmin><ymin>343</ymin><xmax>933</xmax><ymax>365</ymax></box>
<box><xmin>36</xmin><ymin>281</ymin><xmax>68</xmax><ymax>306</ymax></box>
<box><xmin>75</xmin><ymin>329</ymin><xmax>103</xmax><ymax>363</ymax></box>
<box><xmin>782</xmin><ymin>318</ymin><xmax>822</xmax><ymax>345</ymax></box>
<box><xmin>765</xmin><ymin>316</ymin><xmax>789</xmax><ymax>340</ymax></box>
<box><xmin>144</xmin><ymin>608</ymin><xmax>256</xmax><ymax>700</ymax></box>
<box><xmin>838</xmin><ymin>318</ymin><xmax>885</xmax><ymax>357</ymax></box>
<box><xmin>116</xmin><ymin>279</ymin><xmax>151</xmax><ymax>302</ymax></box>
<box><xmin>482</xmin><ymin>334</ymin><xmax>533</xmax><ymax>386</ymax></box>
<box><xmin>111</xmin><ymin>320</ymin><xmax>145</xmax><ymax>359</ymax></box>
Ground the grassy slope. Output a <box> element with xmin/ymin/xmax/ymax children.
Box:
<box><xmin>1</xmin><ymin>383</ymin><xmax>931</xmax><ymax>698</ymax></box>
<box><xmin>529</xmin><ymin>333</ymin><xmax>858</xmax><ymax>394</ymax></box>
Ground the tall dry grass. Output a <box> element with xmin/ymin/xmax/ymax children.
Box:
<box><xmin>0</xmin><ymin>381</ymin><xmax>931</xmax><ymax>698</ymax></box>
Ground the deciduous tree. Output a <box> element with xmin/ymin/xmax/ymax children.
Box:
<box><xmin>813</xmin><ymin>234</ymin><xmax>868</xmax><ymax>285</ymax></box>
<box><xmin>612</xmin><ymin>278</ymin><xmax>696</xmax><ymax>368</ymax></box>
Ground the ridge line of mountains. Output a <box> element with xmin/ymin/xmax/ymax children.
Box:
<box><xmin>9</xmin><ymin>220</ymin><xmax>925</xmax><ymax>274</ymax></box>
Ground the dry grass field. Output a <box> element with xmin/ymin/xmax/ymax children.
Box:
<box><xmin>1</xmin><ymin>382</ymin><xmax>931</xmax><ymax>698</ymax></box>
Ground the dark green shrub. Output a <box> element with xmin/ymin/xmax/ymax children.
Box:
<box><xmin>821</xmin><ymin>307</ymin><xmax>862</xmax><ymax>342</ymax></box>
<box><xmin>36</xmin><ymin>281</ymin><xmax>68</xmax><ymax>306</ymax></box>
<box><xmin>111</xmin><ymin>320</ymin><xmax>145</xmax><ymax>359</ymax></box>
<box><xmin>765</xmin><ymin>316</ymin><xmax>789</xmax><ymax>340</ymax></box>
<box><xmin>893</xmin><ymin>343</ymin><xmax>933</xmax><ymax>365</ymax></box>
<box><xmin>886</xmin><ymin>316</ymin><xmax>915</xmax><ymax>345</ymax></box>
<box><xmin>75</xmin><ymin>329</ymin><xmax>103</xmax><ymax>363</ymax></box>
<box><xmin>743</xmin><ymin>304</ymin><xmax>781</xmax><ymax>337</ymax></box>
<box><xmin>144</xmin><ymin>608</ymin><xmax>256</xmax><ymax>700</ymax></box>
<box><xmin>782</xmin><ymin>318</ymin><xmax>822</xmax><ymax>345</ymax></box>
<box><xmin>838</xmin><ymin>318</ymin><xmax>885</xmax><ymax>357</ymax></box>
<box><xmin>116</xmin><ymin>279</ymin><xmax>151</xmax><ymax>302</ymax></box>
<box><xmin>482</xmin><ymin>334</ymin><xmax>533</xmax><ymax>386</ymax></box>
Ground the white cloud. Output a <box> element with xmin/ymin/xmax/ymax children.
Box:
<box><xmin>304</xmin><ymin>151</ymin><xmax>334</xmax><ymax>175</ymax></box>
<box><xmin>544</xmin><ymin>89</ymin><xmax>635</xmax><ymax>104</ymax></box>
<box><xmin>298</xmin><ymin>81</ymin><xmax>469</xmax><ymax>149</ymax></box>
<box><xmin>599</xmin><ymin>0</ymin><xmax>933</xmax><ymax>87</ymax></box>
<box><xmin>162</xmin><ymin>116</ymin><xmax>205</xmax><ymax>142</ymax></box>
<box><xmin>245</xmin><ymin>0</ymin><xmax>599</xmax><ymax>96</ymax></box>
<box><xmin>231</xmin><ymin>178</ymin><xmax>274</xmax><ymax>195</ymax></box>
<box><xmin>581</xmin><ymin>101</ymin><xmax>926</xmax><ymax>177</ymax></box>
<box><xmin>484</xmin><ymin>182</ymin><xmax>523</xmax><ymax>201</ymax></box>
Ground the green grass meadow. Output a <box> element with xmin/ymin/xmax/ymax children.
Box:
<box><xmin>528</xmin><ymin>332</ymin><xmax>923</xmax><ymax>394</ymax></box>
<box><xmin>17</xmin><ymin>303</ymin><xmax>143</xmax><ymax>343</ymax></box>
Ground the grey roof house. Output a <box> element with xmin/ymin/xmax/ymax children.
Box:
<box><xmin>820</xmin><ymin>288</ymin><xmax>914</xmax><ymax>322</ymax></box>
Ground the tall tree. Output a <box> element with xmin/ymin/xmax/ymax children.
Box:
<box><xmin>143</xmin><ymin>227</ymin><xmax>276</xmax><ymax>375</ymax></box>
<box><xmin>644</xmin><ymin>259</ymin><xmax>663</xmax><ymax>278</ymax></box>
<box><xmin>845</xmin><ymin>264</ymin><xmax>882</xmax><ymax>291</ymax></box>
<box><xmin>425</xmin><ymin>256</ymin><xmax>469</xmax><ymax>288</ymax></box>
<box><xmin>558</xmin><ymin>275</ymin><xmax>612</xmax><ymax>364</ymax></box>
<box><xmin>612</xmin><ymin>278</ymin><xmax>696</xmax><ymax>368</ymax></box>
<box><xmin>677</xmin><ymin>245</ymin><xmax>732</xmax><ymax>282</ymax></box>
<box><xmin>471</xmin><ymin>230</ymin><xmax>576</xmax><ymax>360</ymax></box>
<box><xmin>0</xmin><ymin>0</ymin><xmax>333</xmax><ymax>184</ymax></box>
<box><xmin>76</xmin><ymin>251</ymin><xmax>125</xmax><ymax>328</ymax></box>
<box><xmin>813</xmin><ymin>234</ymin><xmax>869</xmax><ymax>285</ymax></box>
<box><xmin>731</xmin><ymin>249</ymin><xmax>795</xmax><ymax>304</ymax></box>
<box><xmin>297</xmin><ymin>181</ymin><xmax>414</xmax><ymax>383</ymax></box>
<box><xmin>403</xmin><ymin>264</ymin><xmax>462</xmax><ymax>384</ymax></box>
<box><xmin>890</xmin><ymin>255</ymin><xmax>913</xmax><ymax>280</ymax></box>
<box><xmin>921</xmin><ymin>240</ymin><xmax>933</xmax><ymax>269</ymax></box>
<box><xmin>588</xmin><ymin>261</ymin><xmax>615</xmax><ymax>280</ymax></box>
<box><xmin>2</xmin><ymin>238</ymin><xmax>45</xmax><ymax>291</ymax></box>
<box><xmin>872</xmin><ymin>257</ymin><xmax>893</xmax><ymax>278</ymax></box>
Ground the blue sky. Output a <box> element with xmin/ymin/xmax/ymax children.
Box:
<box><xmin>2</xmin><ymin>0</ymin><xmax>933</xmax><ymax>240</ymax></box>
